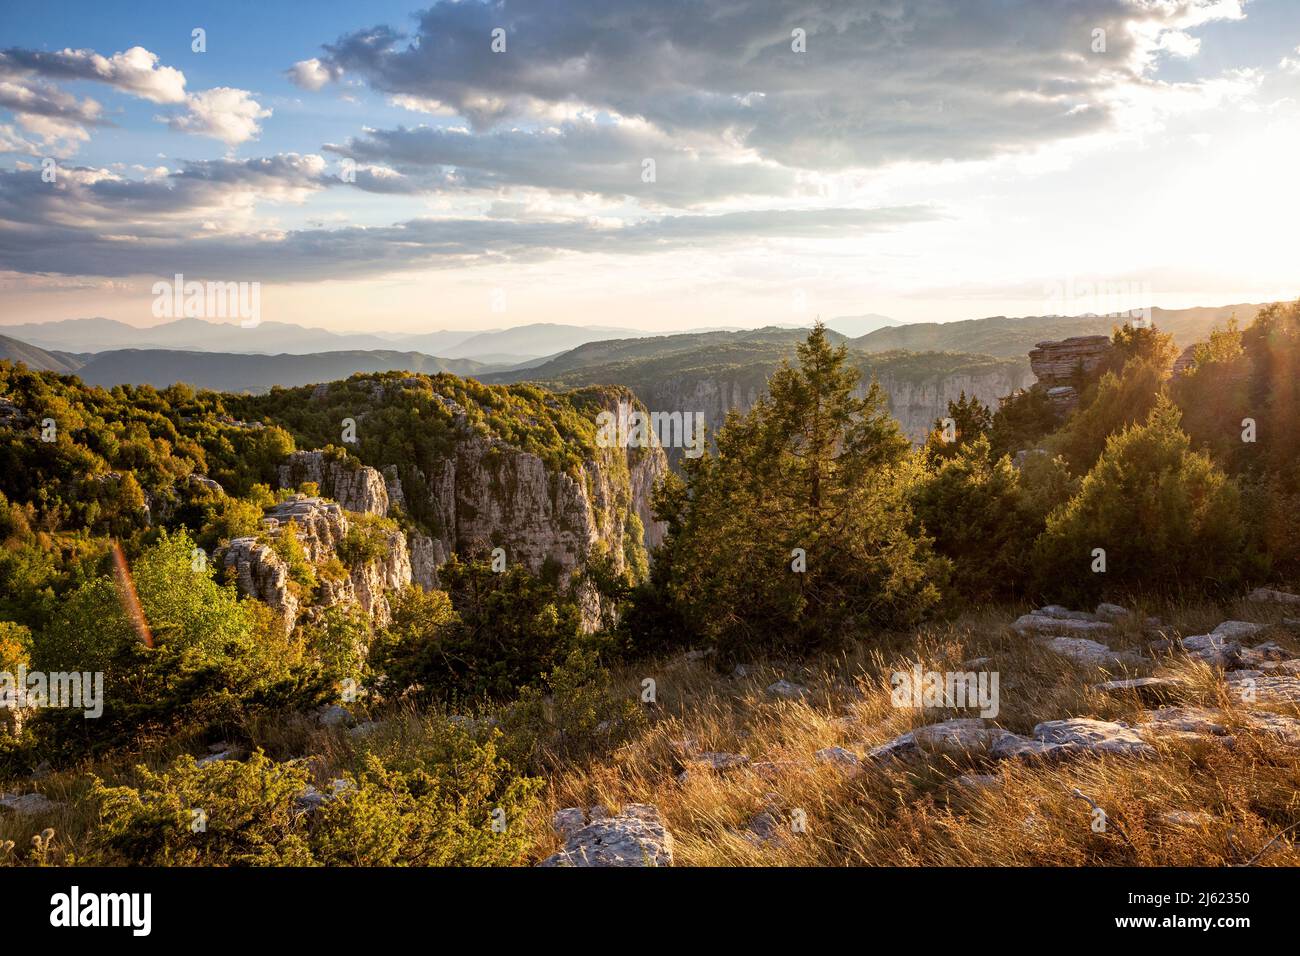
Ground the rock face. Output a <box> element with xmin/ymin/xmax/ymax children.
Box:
<box><xmin>1027</xmin><ymin>335</ymin><xmax>1113</xmax><ymax>416</ymax></box>
<box><xmin>620</xmin><ymin>362</ymin><xmax>1035</xmax><ymax>456</ymax></box>
<box><xmin>375</xmin><ymin>391</ymin><xmax>668</xmax><ymax>615</ymax></box>
<box><xmin>222</xmin><ymin>495</ymin><xmax>411</xmax><ymax>629</ymax></box>
<box><xmin>538</xmin><ymin>804</ymin><xmax>674</xmax><ymax>867</ymax></box>
<box><xmin>279</xmin><ymin>451</ymin><xmax>389</xmax><ymax>516</ymax></box>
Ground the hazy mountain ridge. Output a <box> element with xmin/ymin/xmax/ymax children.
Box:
<box><xmin>0</xmin><ymin>317</ymin><xmax>652</xmax><ymax>362</ymax></box>
<box><xmin>850</xmin><ymin>305</ymin><xmax>1263</xmax><ymax>357</ymax></box>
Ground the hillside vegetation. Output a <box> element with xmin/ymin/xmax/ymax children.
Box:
<box><xmin>2</xmin><ymin>301</ymin><xmax>1299</xmax><ymax>867</ymax></box>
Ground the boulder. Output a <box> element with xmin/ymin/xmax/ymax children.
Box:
<box><xmin>1248</xmin><ymin>587</ymin><xmax>1300</xmax><ymax>605</ymax></box>
<box><xmin>766</xmin><ymin>679</ymin><xmax>810</xmax><ymax>700</ymax></box>
<box><xmin>0</xmin><ymin>792</ymin><xmax>59</xmax><ymax>816</ymax></box>
<box><xmin>1213</xmin><ymin>621</ymin><xmax>1266</xmax><ymax>641</ymax></box>
<box><xmin>1181</xmin><ymin>633</ymin><xmax>1240</xmax><ymax>666</ymax></box>
<box><xmin>1092</xmin><ymin>676</ymin><xmax>1186</xmax><ymax>703</ymax></box>
<box><xmin>1012</xmin><ymin>613</ymin><xmax>1113</xmax><ymax>637</ymax></box>
<box><xmin>1031</xmin><ymin>718</ymin><xmax>1154</xmax><ymax>757</ymax></box>
<box><xmin>912</xmin><ymin>718</ymin><xmax>1017</xmax><ymax>757</ymax></box>
<box><xmin>1040</xmin><ymin>636</ymin><xmax>1135</xmax><ymax>667</ymax></box>
<box><xmin>538</xmin><ymin>804</ymin><xmax>673</xmax><ymax>867</ymax></box>
<box><xmin>814</xmin><ymin>746</ymin><xmax>860</xmax><ymax>770</ymax></box>
<box><xmin>1094</xmin><ymin>602</ymin><xmax>1131</xmax><ymax>621</ymax></box>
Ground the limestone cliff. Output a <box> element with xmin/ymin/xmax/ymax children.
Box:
<box><xmin>244</xmin><ymin>375</ymin><xmax>669</xmax><ymax>629</ymax></box>
<box><xmin>221</xmin><ymin>495</ymin><xmax>411</xmax><ymax>630</ymax></box>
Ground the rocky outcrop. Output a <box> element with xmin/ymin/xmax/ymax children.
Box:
<box><xmin>222</xmin><ymin>495</ymin><xmax>411</xmax><ymax>629</ymax></box>
<box><xmin>539</xmin><ymin>804</ymin><xmax>674</xmax><ymax>867</ymax></box>
<box><xmin>1027</xmin><ymin>335</ymin><xmax>1113</xmax><ymax>416</ymax></box>
<box><xmin>632</xmin><ymin>363</ymin><xmax>1035</xmax><ymax>452</ymax></box>
<box><xmin>279</xmin><ymin>451</ymin><xmax>389</xmax><ymax>516</ymax></box>
<box><xmin>379</xmin><ymin>404</ymin><xmax>667</xmax><ymax>613</ymax></box>
<box><xmin>1028</xmin><ymin>335</ymin><xmax>1113</xmax><ymax>385</ymax></box>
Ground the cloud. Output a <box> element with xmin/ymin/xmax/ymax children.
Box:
<box><xmin>167</xmin><ymin>88</ymin><xmax>272</xmax><ymax>147</ymax></box>
<box><xmin>0</xmin><ymin>160</ymin><xmax>939</xmax><ymax>280</ymax></box>
<box><xmin>286</xmin><ymin>57</ymin><xmax>343</xmax><ymax>91</ymax></box>
<box><xmin>325</xmin><ymin>117</ymin><xmax>800</xmax><ymax>205</ymax></box>
<box><xmin>0</xmin><ymin>45</ymin><xmax>269</xmax><ymax>151</ymax></box>
<box><xmin>0</xmin><ymin>45</ymin><xmax>186</xmax><ymax>103</ymax></box>
<box><xmin>302</xmin><ymin>0</ymin><xmax>1245</xmax><ymax>172</ymax></box>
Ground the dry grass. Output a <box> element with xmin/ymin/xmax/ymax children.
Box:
<box><xmin>521</xmin><ymin>598</ymin><xmax>1300</xmax><ymax>866</ymax></box>
<box><xmin>5</xmin><ymin>597</ymin><xmax>1300</xmax><ymax>867</ymax></box>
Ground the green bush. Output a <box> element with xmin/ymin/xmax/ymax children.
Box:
<box><xmin>1034</xmin><ymin>397</ymin><xmax>1247</xmax><ymax>602</ymax></box>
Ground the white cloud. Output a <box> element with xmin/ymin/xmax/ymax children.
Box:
<box><xmin>0</xmin><ymin>45</ymin><xmax>186</xmax><ymax>103</ymax></box>
<box><xmin>286</xmin><ymin>57</ymin><xmax>342</xmax><ymax>91</ymax></box>
<box><xmin>167</xmin><ymin>88</ymin><xmax>273</xmax><ymax>147</ymax></box>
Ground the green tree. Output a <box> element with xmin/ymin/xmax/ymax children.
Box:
<box><xmin>653</xmin><ymin>323</ymin><xmax>940</xmax><ymax>658</ymax></box>
<box><xmin>1034</xmin><ymin>396</ymin><xmax>1246</xmax><ymax>602</ymax></box>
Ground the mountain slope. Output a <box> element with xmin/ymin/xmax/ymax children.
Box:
<box><xmin>487</xmin><ymin>328</ymin><xmax>1033</xmax><ymax>449</ymax></box>
<box><xmin>851</xmin><ymin>304</ymin><xmax>1262</xmax><ymax>358</ymax></box>
<box><xmin>0</xmin><ymin>333</ymin><xmax>84</xmax><ymax>374</ymax></box>
<box><xmin>72</xmin><ymin>348</ymin><xmax>495</xmax><ymax>393</ymax></box>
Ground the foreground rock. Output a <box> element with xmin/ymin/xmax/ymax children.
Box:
<box><xmin>1031</xmin><ymin>718</ymin><xmax>1155</xmax><ymax>757</ymax></box>
<box><xmin>0</xmin><ymin>792</ymin><xmax>59</xmax><ymax>816</ymax></box>
<box><xmin>1248</xmin><ymin>587</ymin><xmax>1300</xmax><ymax>605</ymax></box>
<box><xmin>1092</xmin><ymin>677</ymin><xmax>1186</xmax><ymax>703</ymax></box>
<box><xmin>539</xmin><ymin>804</ymin><xmax>674</xmax><ymax>867</ymax></box>
<box><xmin>1012</xmin><ymin>612</ymin><xmax>1113</xmax><ymax>638</ymax></box>
<box><xmin>766</xmin><ymin>679</ymin><xmax>810</xmax><ymax>700</ymax></box>
<box><xmin>1041</xmin><ymin>636</ymin><xmax>1137</xmax><ymax>667</ymax></box>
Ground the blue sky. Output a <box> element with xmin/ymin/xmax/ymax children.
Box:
<box><xmin>2</xmin><ymin>0</ymin><xmax>1299</xmax><ymax>334</ymax></box>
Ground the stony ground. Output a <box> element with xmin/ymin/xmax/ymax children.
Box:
<box><xmin>5</xmin><ymin>589</ymin><xmax>1300</xmax><ymax>867</ymax></box>
<box><xmin>530</xmin><ymin>588</ymin><xmax>1300</xmax><ymax>866</ymax></box>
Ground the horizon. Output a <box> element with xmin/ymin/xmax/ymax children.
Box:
<box><xmin>2</xmin><ymin>1</ymin><xmax>1299</xmax><ymax>333</ymax></box>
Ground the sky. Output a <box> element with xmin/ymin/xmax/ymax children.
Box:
<box><xmin>1</xmin><ymin>0</ymin><xmax>1299</xmax><ymax>335</ymax></box>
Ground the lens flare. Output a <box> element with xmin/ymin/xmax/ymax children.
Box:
<box><xmin>110</xmin><ymin>540</ymin><xmax>154</xmax><ymax>649</ymax></box>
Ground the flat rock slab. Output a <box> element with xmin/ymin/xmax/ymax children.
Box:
<box><xmin>1225</xmin><ymin>673</ymin><xmax>1300</xmax><ymax>706</ymax></box>
<box><xmin>687</xmin><ymin>751</ymin><xmax>750</xmax><ymax>772</ymax></box>
<box><xmin>1092</xmin><ymin>676</ymin><xmax>1186</xmax><ymax>703</ymax></box>
<box><xmin>1248</xmin><ymin>587</ymin><xmax>1300</xmax><ymax>605</ymax></box>
<box><xmin>1040</xmin><ymin>636</ymin><xmax>1136</xmax><ymax>666</ymax></box>
<box><xmin>1012</xmin><ymin>613</ymin><xmax>1114</xmax><ymax>637</ymax></box>
<box><xmin>0</xmin><ymin>792</ymin><xmax>59</xmax><ymax>816</ymax></box>
<box><xmin>814</xmin><ymin>746</ymin><xmax>860</xmax><ymax>770</ymax></box>
<box><xmin>1032</xmin><ymin>718</ymin><xmax>1155</xmax><ymax>757</ymax></box>
<box><xmin>766</xmin><ymin>680</ymin><xmax>810</xmax><ymax>700</ymax></box>
<box><xmin>913</xmin><ymin>718</ymin><xmax>1017</xmax><ymax>757</ymax></box>
<box><xmin>539</xmin><ymin>804</ymin><xmax>674</xmax><ymax>867</ymax></box>
<box><xmin>1140</xmin><ymin>706</ymin><xmax>1231</xmax><ymax>738</ymax></box>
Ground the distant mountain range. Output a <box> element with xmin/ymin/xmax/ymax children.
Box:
<box><xmin>0</xmin><ymin>302</ymin><xmax>1263</xmax><ymax>404</ymax></box>
<box><xmin>849</xmin><ymin>304</ymin><xmax>1263</xmax><ymax>357</ymax></box>
<box><xmin>0</xmin><ymin>318</ymin><xmax>654</xmax><ymax>363</ymax></box>
<box><xmin>0</xmin><ymin>335</ymin><xmax>495</xmax><ymax>392</ymax></box>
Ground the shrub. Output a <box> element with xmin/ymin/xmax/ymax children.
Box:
<box><xmin>1034</xmin><ymin>397</ymin><xmax>1247</xmax><ymax>602</ymax></box>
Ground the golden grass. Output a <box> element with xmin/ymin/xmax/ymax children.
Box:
<box><xmin>4</xmin><ymin>597</ymin><xmax>1300</xmax><ymax>866</ymax></box>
